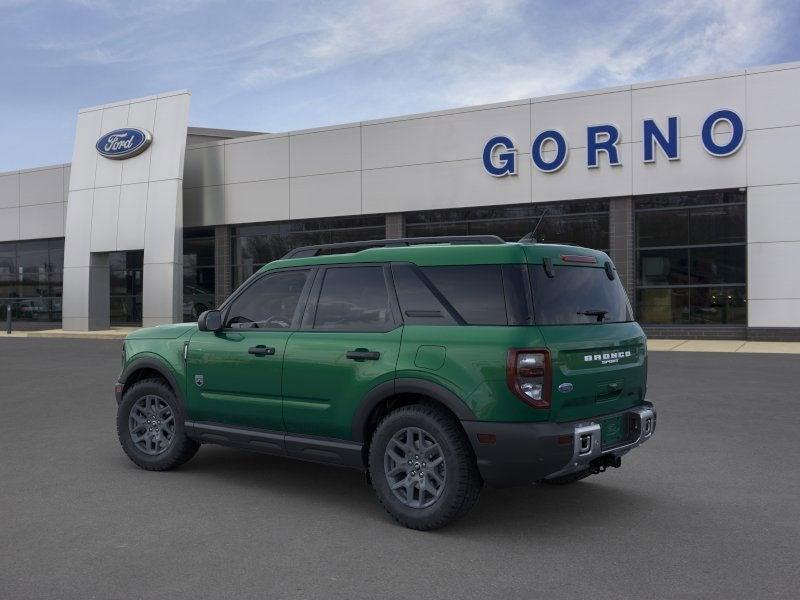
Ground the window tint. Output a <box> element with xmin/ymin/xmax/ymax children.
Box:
<box><xmin>501</xmin><ymin>265</ymin><xmax>533</xmax><ymax>325</ymax></box>
<box><xmin>391</xmin><ymin>264</ymin><xmax>456</xmax><ymax>325</ymax></box>
<box><xmin>531</xmin><ymin>265</ymin><xmax>632</xmax><ymax>325</ymax></box>
<box><xmin>226</xmin><ymin>270</ymin><xmax>309</xmax><ymax>329</ymax></box>
<box><xmin>421</xmin><ymin>266</ymin><xmax>507</xmax><ymax>325</ymax></box>
<box><xmin>314</xmin><ymin>267</ymin><xmax>392</xmax><ymax>331</ymax></box>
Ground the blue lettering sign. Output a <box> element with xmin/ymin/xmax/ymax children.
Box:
<box><xmin>587</xmin><ymin>124</ymin><xmax>621</xmax><ymax>168</ymax></box>
<box><xmin>482</xmin><ymin>135</ymin><xmax>517</xmax><ymax>176</ymax></box>
<box><xmin>701</xmin><ymin>109</ymin><xmax>745</xmax><ymax>157</ymax></box>
<box><xmin>482</xmin><ymin>108</ymin><xmax>745</xmax><ymax>176</ymax></box>
<box><xmin>643</xmin><ymin>116</ymin><xmax>679</xmax><ymax>162</ymax></box>
<box><xmin>531</xmin><ymin>130</ymin><xmax>568</xmax><ymax>173</ymax></box>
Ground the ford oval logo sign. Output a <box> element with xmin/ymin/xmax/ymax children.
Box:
<box><xmin>96</xmin><ymin>128</ymin><xmax>152</xmax><ymax>160</ymax></box>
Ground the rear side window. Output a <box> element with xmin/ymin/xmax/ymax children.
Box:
<box><xmin>420</xmin><ymin>265</ymin><xmax>507</xmax><ymax>325</ymax></box>
<box><xmin>530</xmin><ymin>265</ymin><xmax>633</xmax><ymax>325</ymax></box>
<box><xmin>391</xmin><ymin>264</ymin><xmax>456</xmax><ymax>325</ymax></box>
<box><xmin>314</xmin><ymin>266</ymin><xmax>393</xmax><ymax>331</ymax></box>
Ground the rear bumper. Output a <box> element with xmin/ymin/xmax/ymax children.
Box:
<box><xmin>461</xmin><ymin>402</ymin><xmax>656</xmax><ymax>487</ymax></box>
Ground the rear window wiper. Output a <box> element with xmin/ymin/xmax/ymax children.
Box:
<box><xmin>577</xmin><ymin>309</ymin><xmax>608</xmax><ymax>322</ymax></box>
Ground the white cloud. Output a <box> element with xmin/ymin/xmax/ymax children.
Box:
<box><xmin>433</xmin><ymin>0</ymin><xmax>782</xmax><ymax>106</ymax></box>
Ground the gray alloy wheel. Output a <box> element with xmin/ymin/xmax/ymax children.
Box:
<box><xmin>128</xmin><ymin>395</ymin><xmax>176</xmax><ymax>456</ymax></box>
<box><xmin>384</xmin><ymin>426</ymin><xmax>446</xmax><ymax>509</ymax></box>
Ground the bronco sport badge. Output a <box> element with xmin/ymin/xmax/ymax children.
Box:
<box><xmin>584</xmin><ymin>350</ymin><xmax>633</xmax><ymax>365</ymax></box>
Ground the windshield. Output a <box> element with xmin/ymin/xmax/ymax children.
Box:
<box><xmin>530</xmin><ymin>264</ymin><xmax>633</xmax><ymax>325</ymax></box>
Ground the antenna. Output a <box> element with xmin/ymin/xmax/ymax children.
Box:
<box><xmin>518</xmin><ymin>208</ymin><xmax>548</xmax><ymax>244</ymax></box>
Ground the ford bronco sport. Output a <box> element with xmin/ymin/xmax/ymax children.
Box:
<box><xmin>115</xmin><ymin>235</ymin><xmax>656</xmax><ymax>530</ymax></box>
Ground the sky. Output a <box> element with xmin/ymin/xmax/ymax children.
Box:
<box><xmin>0</xmin><ymin>0</ymin><xmax>798</xmax><ymax>171</ymax></box>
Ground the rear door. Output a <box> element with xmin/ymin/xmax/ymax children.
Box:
<box><xmin>282</xmin><ymin>264</ymin><xmax>402</xmax><ymax>440</ymax></box>
<box><xmin>529</xmin><ymin>261</ymin><xmax>646</xmax><ymax>423</ymax></box>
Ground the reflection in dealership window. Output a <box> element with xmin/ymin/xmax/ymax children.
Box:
<box><xmin>230</xmin><ymin>216</ymin><xmax>386</xmax><ymax>289</ymax></box>
<box><xmin>635</xmin><ymin>190</ymin><xmax>746</xmax><ymax>325</ymax></box>
<box><xmin>183</xmin><ymin>228</ymin><xmax>216</xmax><ymax>321</ymax></box>
<box><xmin>0</xmin><ymin>238</ymin><xmax>64</xmax><ymax>325</ymax></box>
<box><xmin>405</xmin><ymin>200</ymin><xmax>610</xmax><ymax>251</ymax></box>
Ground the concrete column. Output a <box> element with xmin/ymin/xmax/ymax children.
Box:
<box><xmin>386</xmin><ymin>213</ymin><xmax>404</xmax><ymax>239</ymax></box>
<box><xmin>214</xmin><ymin>225</ymin><xmax>232</xmax><ymax>306</ymax></box>
<box><xmin>608</xmin><ymin>197</ymin><xmax>635</xmax><ymax>309</ymax></box>
<box><xmin>62</xmin><ymin>91</ymin><xmax>190</xmax><ymax>330</ymax></box>
<box><xmin>63</xmin><ymin>252</ymin><xmax>111</xmax><ymax>330</ymax></box>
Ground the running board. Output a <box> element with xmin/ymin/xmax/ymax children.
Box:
<box><xmin>184</xmin><ymin>421</ymin><xmax>364</xmax><ymax>469</ymax></box>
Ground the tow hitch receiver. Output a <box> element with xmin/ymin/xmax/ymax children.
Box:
<box><xmin>589</xmin><ymin>454</ymin><xmax>621</xmax><ymax>474</ymax></box>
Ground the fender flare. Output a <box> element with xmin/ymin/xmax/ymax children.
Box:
<box><xmin>351</xmin><ymin>378</ymin><xmax>476</xmax><ymax>442</ymax></box>
<box><xmin>118</xmin><ymin>357</ymin><xmax>184</xmax><ymax>404</ymax></box>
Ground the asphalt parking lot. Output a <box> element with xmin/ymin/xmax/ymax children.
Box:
<box><xmin>1</xmin><ymin>338</ymin><xmax>798</xmax><ymax>599</ymax></box>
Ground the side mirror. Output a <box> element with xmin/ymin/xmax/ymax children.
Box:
<box><xmin>197</xmin><ymin>309</ymin><xmax>223</xmax><ymax>332</ymax></box>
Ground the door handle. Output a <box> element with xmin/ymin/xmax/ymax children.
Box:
<box><xmin>346</xmin><ymin>350</ymin><xmax>381</xmax><ymax>361</ymax></box>
<box><xmin>248</xmin><ymin>345</ymin><xmax>275</xmax><ymax>356</ymax></box>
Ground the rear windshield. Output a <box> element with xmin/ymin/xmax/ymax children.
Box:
<box><xmin>530</xmin><ymin>265</ymin><xmax>633</xmax><ymax>325</ymax></box>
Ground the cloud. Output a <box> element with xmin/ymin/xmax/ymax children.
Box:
<box><xmin>428</xmin><ymin>0</ymin><xmax>784</xmax><ymax>106</ymax></box>
<box><xmin>0</xmin><ymin>0</ymin><xmax>795</xmax><ymax>170</ymax></box>
<box><xmin>236</xmin><ymin>0</ymin><xmax>521</xmax><ymax>88</ymax></box>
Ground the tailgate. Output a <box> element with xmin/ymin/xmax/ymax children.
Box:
<box><xmin>539</xmin><ymin>322</ymin><xmax>647</xmax><ymax>422</ymax></box>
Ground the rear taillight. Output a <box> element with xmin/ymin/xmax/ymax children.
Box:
<box><xmin>506</xmin><ymin>349</ymin><xmax>551</xmax><ymax>408</ymax></box>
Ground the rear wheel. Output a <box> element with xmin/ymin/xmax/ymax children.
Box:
<box><xmin>117</xmin><ymin>378</ymin><xmax>199</xmax><ymax>471</ymax></box>
<box><xmin>369</xmin><ymin>404</ymin><xmax>482</xmax><ymax>530</ymax></box>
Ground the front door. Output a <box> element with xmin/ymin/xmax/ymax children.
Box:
<box><xmin>185</xmin><ymin>267</ymin><xmax>313</xmax><ymax>431</ymax></box>
<box><xmin>282</xmin><ymin>264</ymin><xmax>402</xmax><ymax>440</ymax></box>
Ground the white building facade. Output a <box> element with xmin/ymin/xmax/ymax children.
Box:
<box><xmin>1</xmin><ymin>61</ymin><xmax>799</xmax><ymax>339</ymax></box>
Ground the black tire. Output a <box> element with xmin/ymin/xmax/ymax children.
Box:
<box><xmin>542</xmin><ymin>469</ymin><xmax>591</xmax><ymax>485</ymax></box>
<box><xmin>368</xmin><ymin>404</ymin><xmax>482</xmax><ymax>530</ymax></box>
<box><xmin>117</xmin><ymin>378</ymin><xmax>199</xmax><ymax>471</ymax></box>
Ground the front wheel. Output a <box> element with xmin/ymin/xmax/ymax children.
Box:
<box><xmin>116</xmin><ymin>378</ymin><xmax>200</xmax><ymax>471</ymax></box>
<box><xmin>368</xmin><ymin>404</ymin><xmax>482</xmax><ymax>530</ymax></box>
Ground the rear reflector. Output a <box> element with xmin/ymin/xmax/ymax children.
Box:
<box><xmin>561</xmin><ymin>254</ymin><xmax>597</xmax><ymax>264</ymax></box>
<box><xmin>557</xmin><ymin>434</ymin><xmax>573</xmax><ymax>446</ymax></box>
<box><xmin>476</xmin><ymin>433</ymin><xmax>497</xmax><ymax>444</ymax></box>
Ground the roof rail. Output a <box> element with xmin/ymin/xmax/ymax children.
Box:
<box><xmin>281</xmin><ymin>235</ymin><xmax>505</xmax><ymax>259</ymax></box>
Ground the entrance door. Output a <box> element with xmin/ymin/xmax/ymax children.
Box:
<box><xmin>185</xmin><ymin>267</ymin><xmax>313</xmax><ymax>431</ymax></box>
<box><xmin>109</xmin><ymin>251</ymin><xmax>143</xmax><ymax>326</ymax></box>
<box><xmin>282</xmin><ymin>264</ymin><xmax>402</xmax><ymax>440</ymax></box>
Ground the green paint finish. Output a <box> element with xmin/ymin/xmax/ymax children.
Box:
<box><xmin>397</xmin><ymin>325</ymin><xmax>550</xmax><ymax>422</ymax></box>
<box><xmin>539</xmin><ymin>322</ymin><xmax>646</xmax><ymax>422</ymax></box>
<box><xmin>185</xmin><ymin>329</ymin><xmax>292</xmax><ymax>430</ymax></box>
<box><xmin>282</xmin><ymin>328</ymin><xmax>403</xmax><ymax>439</ymax></box>
<box><xmin>119</xmin><ymin>242</ymin><xmax>648</xmax><ymax>450</ymax></box>
<box><xmin>413</xmin><ymin>345</ymin><xmax>446</xmax><ymax>370</ymax></box>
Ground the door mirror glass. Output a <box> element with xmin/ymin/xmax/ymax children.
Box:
<box><xmin>198</xmin><ymin>309</ymin><xmax>223</xmax><ymax>332</ymax></box>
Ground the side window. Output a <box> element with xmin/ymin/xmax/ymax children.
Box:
<box><xmin>313</xmin><ymin>266</ymin><xmax>393</xmax><ymax>331</ymax></box>
<box><xmin>420</xmin><ymin>265</ymin><xmax>508</xmax><ymax>325</ymax></box>
<box><xmin>391</xmin><ymin>264</ymin><xmax>456</xmax><ymax>325</ymax></box>
<box><xmin>226</xmin><ymin>270</ymin><xmax>309</xmax><ymax>329</ymax></box>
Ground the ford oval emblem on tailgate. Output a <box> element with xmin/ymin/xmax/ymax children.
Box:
<box><xmin>558</xmin><ymin>382</ymin><xmax>574</xmax><ymax>393</ymax></box>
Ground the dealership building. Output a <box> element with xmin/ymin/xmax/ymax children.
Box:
<box><xmin>1</xmin><ymin>61</ymin><xmax>799</xmax><ymax>339</ymax></box>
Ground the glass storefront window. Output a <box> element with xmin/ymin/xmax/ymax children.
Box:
<box><xmin>231</xmin><ymin>215</ymin><xmax>386</xmax><ymax>288</ymax></box>
<box><xmin>405</xmin><ymin>200</ymin><xmax>610</xmax><ymax>250</ymax></box>
<box><xmin>0</xmin><ymin>238</ymin><xmax>64</xmax><ymax>324</ymax></box>
<box><xmin>183</xmin><ymin>228</ymin><xmax>216</xmax><ymax>321</ymax></box>
<box><xmin>109</xmin><ymin>251</ymin><xmax>143</xmax><ymax>325</ymax></box>
<box><xmin>635</xmin><ymin>190</ymin><xmax>746</xmax><ymax>325</ymax></box>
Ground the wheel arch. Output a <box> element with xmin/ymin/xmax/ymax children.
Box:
<box><xmin>119</xmin><ymin>357</ymin><xmax>183</xmax><ymax>404</ymax></box>
<box><xmin>352</xmin><ymin>378</ymin><xmax>476</xmax><ymax>445</ymax></box>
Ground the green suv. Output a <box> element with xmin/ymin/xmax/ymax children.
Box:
<box><xmin>115</xmin><ymin>235</ymin><xmax>656</xmax><ymax>530</ymax></box>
